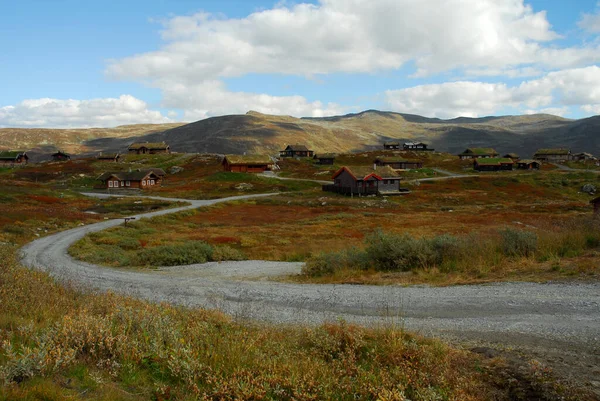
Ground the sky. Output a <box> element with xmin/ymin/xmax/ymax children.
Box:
<box><xmin>2</xmin><ymin>0</ymin><xmax>600</xmax><ymax>128</ymax></box>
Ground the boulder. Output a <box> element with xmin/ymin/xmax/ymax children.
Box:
<box><xmin>170</xmin><ymin>166</ymin><xmax>184</xmax><ymax>174</ymax></box>
<box><xmin>581</xmin><ymin>184</ymin><xmax>597</xmax><ymax>195</ymax></box>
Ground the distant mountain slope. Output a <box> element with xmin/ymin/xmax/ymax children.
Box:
<box><xmin>1</xmin><ymin>111</ymin><xmax>598</xmax><ymax>159</ymax></box>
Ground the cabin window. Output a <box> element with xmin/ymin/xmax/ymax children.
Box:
<box><xmin>108</xmin><ymin>181</ymin><xmax>113</xmax><ymax>188</ymax></box>
<box><xmin>150</xmin><ymin>180</ymin><xmax>155</xmax><ymax>185</ymax></box>
<box><xmin>126</xmin><ymin>181</ymin><xmax>130</xmax><ymax>186</ymax></box>
<box><xmin>142</xmin><ymin>180</ymin><xmax>146</xmax><ymax>185</ymax></box>
<box><xmin>121</xmin><ymin>181</ymin><xmax>124</xmax><ymax>187</ymax></box>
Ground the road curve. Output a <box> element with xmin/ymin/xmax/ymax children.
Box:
<box><xmin>20</xmin><ymin>193</ymin><xmax>600</xmax><ymax>355</ymax></box>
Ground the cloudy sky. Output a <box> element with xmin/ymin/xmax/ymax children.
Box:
<box><xmin>2</xmin><ymin>0</ymin><xmax>600</xmax><ymax>127</ymax></box>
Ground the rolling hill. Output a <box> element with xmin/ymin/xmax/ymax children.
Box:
<box><xmin>2</xmin><ymin>110</ymin><xmax>599</xmax><ymax>158</ymax></box>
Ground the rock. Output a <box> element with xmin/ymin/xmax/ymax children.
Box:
<box><xmin>170</xmin><ymin>166</ymin><xmax>184</xmax><ymax>174</ymax></box>
<box><xmin>581</xmin><ymin>184</ymin><xmax>597</xmax><ymax>195</ymax></box>
<box><xmin>235</xmin><ymin>183</ymin><xmax>254</xmax><ymax>191</ymax></box>
<box><xmin>321</xmin><ymin>202</ymin><xmax>327</xmax><ymax>206</ymax></box>
<box><xmin>470</xmin><ymin>347</ymin><xmax>500</xmax><ymax>359</ymax></box>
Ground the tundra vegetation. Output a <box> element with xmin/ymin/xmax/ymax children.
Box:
<box><xmin>1</xmin><ymin>152</ymin><xmax>598</xmax><ymax>399</ymax></box>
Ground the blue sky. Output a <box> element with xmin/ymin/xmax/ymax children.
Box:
<box><xmin>1</xmin><ymin>0</ymin><xmax>600</xmax><ymax>127</ymax></box>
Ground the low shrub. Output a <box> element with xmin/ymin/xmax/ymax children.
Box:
<box><xmin>499</xmin><ymin>228</ymin><xmax>538</xmax><ymax>257</ymax></box>
<box><xmin>135</xmin><ymin>242</ymin><xmax>213</xmax><ymax>266</ymax></box>
<box><xmin>211</xmin><ymin>245</ymin><xmax>246</xmax><ymax>261</ymax></box>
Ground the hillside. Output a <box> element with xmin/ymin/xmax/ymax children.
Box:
<box><xmin>2</xmin><ymin>110</ymin><xmax>599</xmax><ymax>158</ymax></box>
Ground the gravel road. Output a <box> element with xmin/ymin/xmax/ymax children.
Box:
<box><xmin>20</xmin><ymin>193</ymin><xmax>600</xmax><ymax>357</ymax></box>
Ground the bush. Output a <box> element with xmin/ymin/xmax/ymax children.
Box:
<box><xmin>135</xmin><ymin>242</ymin><xmax>213</xmax><ymax>266</ymax></box>
<box><xmin>365</xmin><ymin>230</ymin><xmax>433</xmax><ymax>272</ymax></box>
<box><xmin>499</xmin><ymin>228</ymin><xmax>537</xmax><ymax>257</ymax></box>
<box><xmin>302</xmin><ymin>248</ymin><xmax>369</xmax><ymax>276</ymax></box>
<box><xmin>211</xmin><ymin>246</ymin><xmax>246</xmax><ymax>262</ymax></box>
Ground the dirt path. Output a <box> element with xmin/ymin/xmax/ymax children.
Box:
<box><xmin>19</xmin><ymin>192</ymin><xmax>600</xmax><ymax>389</ymax></box>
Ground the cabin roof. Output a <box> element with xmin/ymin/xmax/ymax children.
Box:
<box><xmin>98</xmin><ymin>170</ymin><xmax>158</xmax><ymax>181</ymax></box>
<box><xmin>383</xmin><ymin>142</ymin><xmax>400</xmax><ymax>146</ymax></box>
<box><xmin>0</xmin><ymin>150</ymin><xmax>27</xmax><ymax>160</ymax></box>
<box><xmin>315</xmin><ymin>153</ymin><xmax>336</xmax><ymax>159</ymax></box>
<box><xmin>128</xmin><ymin>142</ymin><xmax>169</xmax><ymax>150</ymax></box>
<box><xmin>333</xmin><ymin>165</ymin><xmax>399</xmax><ymax>181</ymax></box>
<box><xmin>517</xmin><ymin>159</ymin><xmax>540</xmax><ymax>164</ymax></box>
<box><xmin>474</xmin><ymin>157</ymin><xmax>514</xmax><ymax>166</ymax></box>
<box><xmin>224</xmin><ymin>155</ymin><xmax>272</xmax><ymax>164</ymax></box>
<box><xmin>283</xmin><ymin>144</ymin><xmax>310</xmax><ymax>152</ymax></box>
<box><xmin>503</xmin><ymin>153</ymin><xmax>519</xmax><ymax>158</ymax></box>
<box><xmin>460</xmin><ymin>147</ymin><xmax>498</xmax><ymax>155</ymax></box>
<box><xmin>97</xmin><ymin>153</ymin><xmax>120</xmax><ymax>159</ymax></box>
<box><xmin>534</xmin><ymin>148</ymin><xmax>570</xmax><ymax>155</ymax></box>
<box><xmin>374</xmin><ymin>156</ymin><xmax>420</xmax><ymax>163</ymax></box>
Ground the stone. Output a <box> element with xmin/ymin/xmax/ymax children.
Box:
<box><xmin>581</xmin><ymin>184</ymin><xmax>597</xmax><ymax>195</ymax></box>
<box><xmin>170</xmin><ymin>166</ymin><xmax>184</xmax><ymax>174</ymax></box>
<box><xmin>235</xmin><ymin>183</ymin><xmax>254</xmax><ymax>191</ymax></box>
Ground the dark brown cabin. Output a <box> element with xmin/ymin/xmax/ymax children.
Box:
<box><xmin>473</xmin><ymin>158</ymin><xmax>514</xmax><ymax>171</ymax></box>
<box><xmin>403</xmin><ymin>142</ymin><xmax>433</xmax><ymax>151</ymax></box>
<box><xmin>0</xmin><ymin>151</ymin><xmax>28</xmax><ymax>166</ymax></box>
<box><xmin>97</xmin><ymin>170</ymin><xmax>161</xmax><ymax>189</ymax></box>
<box><xmin>533</xmin><ymin>148</ymin><xmax>571</xmax><ymax>163</ymax></box>
<box><xmin>383</xmin><ymin>142</ymin><xmax>400</xmax><ymax>150</ymax></box>
<box><xmin>516</xmin><ymin>159</ymin><xmax>541</xmax><ymax>170</ymax></box>
<box><xmin>279</xmin><ymin>144</ymin><xmax>314</xmax><ymax>158</ymax></box>
<box><xmin>458</xmin><ymin>148</ymin><xmax>499</xmax><ymax>159</ymax></box>
<box><xmin>222</xmin><ymin>155</ymin><xmax>272</xmax><ymax>173</ymax></box>
<box><xmin>314</xmin><ymin>153</ymin><xmax>335</xmax><ymax>165</ymax></box>
<box><xmin>322</xmin><ymin>165</ymin><xmax>408</xmax><ymax>196</ymax></box>
<box><xmin>97</xmin><ymin>152</ymin><xmax>121</xmax><ymax>162</ymax></box>
<box><xmin>128</xmin><ymin>142</ymin><xmax>170</xmax><ymax>155</ymax></box>
<box><xmin>374</xmin><ymin>157</ymin><xmax>423</xmax><ymax>170</ymax></box>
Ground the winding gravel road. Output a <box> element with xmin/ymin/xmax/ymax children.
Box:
<box><xmin>20</xmin><ymin>192</ymin><xmax>600</xmax><ymax>357</ymax></box>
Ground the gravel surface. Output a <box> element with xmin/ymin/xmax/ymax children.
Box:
<box><xmin>20</xmin><ymin>193</ymin><xmax>600</xmax><ymax>357</ymax></box>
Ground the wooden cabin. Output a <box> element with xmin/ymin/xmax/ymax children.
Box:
<box><xmin>323</xmin><ymin>165</ymin><xmax>408</xmax><ymax>196</ymax></box>
<box><xmin>128</xmin><ymin>142</ymin><xmax>170</xmax><ymax>155</ymax></box>
<box><xmin>374</xmin><ymin>157</ymin><xmax>423</xmax><ymax>170</ymax></box>
<box><xmin>533</xmin><ymin>148</ymin><xmax>571</xmax><ymax>163</ymax></box>
<box><xmin>314</xmin><ymin>153</ymin><xmax>336</xmax><ymax>165</ymax></box>
<box><xmin>97</xmin><ymin>152</ymin><xmax>120</xmax><ymax>162</ymax></box>
<box><xmin>222</xmin><ymin>155</ymin><xmax>272</xmax><ymax>173</ymax></box>
<box><xmin>473</xmin><ymin>158</ymin><xmax>514</xmax><ymax>171</ymax></box>
<box><xmin>572</xmin><ymin>152</ymin><xmax>596</xmax><ymax>162</ymax></box>
<box><xmin>0</xmin><ymin>151</ymin><xmax>28</xmax><ymax>166</ymax></box>
<box><xmin>383</xmin><ymin>142</ymin><xmax>400</xmax><ymax>150</ymax></box>
<box><xmin>51</xmin><ymin>151</ymin><xmax>71</xmax><ymax>161</ymax></box>
<box><xmin>279</xmin><ymin>144</ymin><xmax>314</xmax><ymax>158</ymax></box>
<box><xmin>97</xmin><ymin>170</ymin><xmax>161</xmax><ymax>189</ymax></box>
<box><xmin>516</xmin><ymin>159</ymin><xmax>541</xmax><ymax>170</ymax></box>
<box><xmin>503</xmin><ymin>153</ymin><xmax>520</xmax><ymax>161</ymax></box>
<box><xmin>458</xmin><ymin>148</ymin><xmax>499</xmax><ymax>159</ymax></box>
<box><xmin>403</xmin><ymin>142</ymin><xmax>433</xmax><ymax>151</ymax></box>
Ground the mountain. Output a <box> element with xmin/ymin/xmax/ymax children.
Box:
<box><xmin>2</xmin><ymin>111</ymin><xmax>599</xmax><ymax>158</ymax></box>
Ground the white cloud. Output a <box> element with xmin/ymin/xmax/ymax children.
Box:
<box><xmin>161</xmin><ymin>80</ymin><xmax>345</xmax><ymax>121</ymax></box>
<box><xmin>385</xmin><ymin>66</ymin><xmax>600</xmax><ymax>118</ymax></box>
<box><xmin>578</xmin><ymin>7</ymin><xmax>600</xmax><ymax>33</ymax></box>
<box><xmin>0</xmin><ymin>95</ymin><xmax>171</xmax><ymax>128</ymax></box>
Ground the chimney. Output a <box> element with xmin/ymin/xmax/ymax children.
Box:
<box><xmin>373</xmin><ymin>163</ymin><xmax>377</xmax><ymax>170</ymax></box>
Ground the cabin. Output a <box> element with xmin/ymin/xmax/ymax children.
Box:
<box><xmin>322</xmin><ymin>165</ymin><xmax>407</xmax><ymax>196</ymax></box>
<box><xmin>97</xmin><ymin>170</ymin><xmax>161</xmax><ymax>189</ymax></box>
<box><xmin>51</xmin><ymin>151</ymin><xmax>70</xmax><ymax>162</ymax></box>
<box><xmin>516</xmin><ymin>159</ymin><xmax>541</xmax><ymax>170</ymax></box>
<box><xmin>591</xmin><ymin>197</ymin><xmax>600</xmax><ymax>215</ymax></box>
<box><xmin>374</xmin><ymin>157</ymin><xmax>423</xmax><ymax>170</ymax></box>
<box><xmin>128</xmin><ymin>142</ymin><xmax>170</xmax><ymax>155</ymax></box>
<box><xmin>279</xmin><ymin>144</ymin><xmax>314</xmax><ymax>158</ymax></box>
<box><xmin>503</xmin><ymin>153</ymin><xmax>520</xmax><ymax>161</ymax></box>
<box><xmin>222</xmin><ymin>155</ymin><xmax>273</xmax><ymax>173</ymax></box>
<box><xmin>383</xmin><ymin>142</ymin><xmax>400</xmax><ymax>150</ymax></box>
<box><xmin>572</xmin><ymin>152</ymin><xmax>596</xmax><ymax>162</ymax></box>
<box><xmin>458</xmin><ymin>148</ymin><xmax>499</xmax><ymax>159</ymax></box>
<box><xmin>533</xmin><ymin>148</ymin><xmax>571</xmax><ymax>163</ymax></box>
<box><xmin>0</xmin><ymin>151</ymin><xmax>28</xmax><ymax>166</ymax></box>
<box><xmin>314</xmin><ymin>153</ymin><xmax>336</xmax><ymax>165</ymax></box>
<box><xmin>473</xmin><ymin>158</ymin><xmax>514</xmax><ymax>171</ymax></box>
<box><xmin>97</xmin><ymin>152</ymin><xmax>121</xmax><ymax>162</ymax></box>
<box><xmin>403</xmin><ymin>142</ymin><xmax>433</xmax><ymax>151</ymax></box>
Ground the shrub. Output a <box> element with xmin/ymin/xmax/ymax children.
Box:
<box><xmin>302</xmin><ymin>248</ymin><xmax>368</xmax><ymax>276</ymax></box>
<box><xmin>499</xmin><ymin>228</ymin><xmax>538</xmax><ymax>257</ymax></box>
<box><xmin>211</xmin><ymin>246</ymin><xmax>246</xmax><ymax>262</ymax></box>
<box><xmin>365</xmin><ymin>230</ymin><xmax>433</xmax><ymax>271</ymax></box>
<box><xmin>135</xmin><ymin>242</ymin><xmax>213</xmax><ymax>266</ymax></box>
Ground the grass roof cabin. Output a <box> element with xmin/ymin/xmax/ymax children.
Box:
<box><xmin>97</xmin><ymin>152</ymin><xmax>121</xmax><ymax>162</ymax></box>
<box><xmin>314</xmin><ymin>153</ymin><xmax>336</xmax><ymax>165</ymax></box>
<box><xmin>473</xmin><ymin>158</ymin><xmax>514</xmax><ymax>171</ymax></box>
<box><xmin>0</xmin><ymin>151</ymin><xmax>28</xmax><ymax>166</ymax></box>
<box><xmin>223</xmin><ymin>155</ymin><xmax>273</xmax><ymax>173</ymax></box>
<box><xmin>374</xmin><ymin>156</ymin><xmax>423</xmax><ymax>170</ymax></box>
<box><xmin>458</xmin><ymin>148</ymin><xmax>499</xmax><ymax>159</ymax></box>
<box><xmin>403</xmin><ymin>142</ymin><xmax>434</xmax><ymax>151</ymax></box>
<box><xmin>51</xmin><ymin>151</ymin><xmax>71</xmax><ymax>162</ymax></box>
<box><xmin>516</xmin><ymin>159</ymin><xmax>541</xmax><ymax>170</ymax></box>
<box><xmin>323</xmin><ymin>165</ymin><xmax>408</xmax><ymax>196</ymax></box>
<box><xmin>97</xmin><ymin>170</ymin><xmax>161</xmax><ymax>190</ymax></box>
<box><xmin>503</xmin><ymin>153</ymin><xmax>519</xmax><ymax>160</ymax></box>
<box><xmin>128</xmin><ymin>142</ymin><xmax>170</xmax><ymax>155</ymax></box>
<box><xmin>533</xmin><ymin>148</ymin><xmax>571</xmax><ymax>163</ymax></box>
